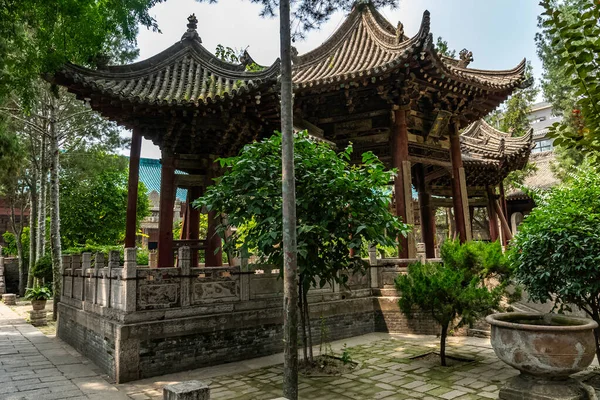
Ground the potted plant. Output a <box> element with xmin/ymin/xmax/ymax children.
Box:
<box><xmin>24</xmin><ymin>286</ymin><xmax>52</xmax><ymax>311</ymax></box>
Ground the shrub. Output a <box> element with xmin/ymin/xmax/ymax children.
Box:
<box><xmin>510</xmin><ymin>163</ymin><xmax>600</xmax><ymax>361</ymax></box>
<box><xmin>31</xmin><ymin>255</ymin><xmax>53</xmax><ymax>283</ymax></box>
<box><xmin>396</xmin><ymin>240</ymin><xmax>513</xmax><ymax>366</ymax></box>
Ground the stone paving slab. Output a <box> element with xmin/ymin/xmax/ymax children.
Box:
<box><xmin>117</xmin><ymin>332</ymin><xmax>600</xmax><ymax>400</ymax></box>
<box><xmin>3</xmin><ymin>300</ymin><xmax>600</xmax><ymax>400</ymax></box>
<box><xmin>0</xmin><ymin>302</ymin><xmax>129</xmax><ymax>400</ymax></box>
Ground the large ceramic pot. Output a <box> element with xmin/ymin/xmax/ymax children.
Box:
<box><xmin>31</xmin><ymin>299</ymin><xmax>47</xmax><ymax>311</ymax></box>
<box><xmin>486</xmin><ymin>312</ymin><xmax>597</xmax><ymax>378</ymax></box>
<box><xmin>487</xmin><ymin>313</ymin><xmax>598</xmax><ymax>400</ymax></box>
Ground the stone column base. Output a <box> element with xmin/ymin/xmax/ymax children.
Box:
<box><xmin>500</xmin><ymin>375</ymin><xmax>593</xmax><ymax>400</ymax></box>
<box><xmin>163</xmin><ymin>381</ymin><xmax>210</xmax><ymax>400</ymax></box>
<box><xmin>29</xmin><ymin>310</ymin><xmax>47</xmax><ymax>327</ymax></box>
<box><xmin>2</xmin><ymin>294</ymin><xmax>16</xmax><ymax>305</ymax></box>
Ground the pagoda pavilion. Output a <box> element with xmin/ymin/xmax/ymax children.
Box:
<box><xmin>52</xmin><ymin>2</ymin><xmax>532</xmax><ymax>266</ymax></box>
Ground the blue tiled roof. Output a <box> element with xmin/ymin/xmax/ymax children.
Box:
<box><xmin>138</xmin><ymin>158</ymin><xmax>188</xmax><ymax>202</ymax></box>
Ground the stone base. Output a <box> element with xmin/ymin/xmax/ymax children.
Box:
<box><xmin>2</xmin><ymin>294</ymin><xmax>16</xmax><ymax>305</ymax></box>
<box><xmin>163</xmin><ymin>381</ymin><xmax>210</xmax><ymax>400</ymax></box>
<box><xmin>500</xmin><ymin>375</ymin><xmax>592</xmax><ymax>400</ymax></box>
<box><xmin>29</xmin><ymin>310</ymin><xmax>47</xmax><ymax>327</ymax></box>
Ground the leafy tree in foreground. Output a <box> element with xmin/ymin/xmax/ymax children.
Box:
<box><xmin>510</xmin><ymin>162</ymin><xmax>600</xmax><ymax>362</ymax></box>
<box><xmin>195</xmin><ymin>132</ymin><xmax>409</xmax><ymax>358</ymax></box>
<box><xmin>396</xmin><ymin>240</ymin><xmax>512</xmax><ymax>366</ymax></box>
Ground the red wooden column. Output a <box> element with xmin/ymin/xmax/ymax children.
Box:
<box><xmin>158</xmin><ymin>154</ymin><xmax>176</xmax><ymax>268</ymax></box>
<box><xmin>124</xmin><ymin>129</ymin><xmax>142</xmax><ymax>248</ymax></box>
<box><xmin>205</xmin><ymin>210</ymin><xmax>223</xmax><ymax>266</ymax></box>
<box><xmin>392</xmin><ymin>106</ymin><xmax>415</xmax><ymax>258</ymax></box>
<box><xmin>486</xmin><ymin>186</ymin><xmax>500</xmax><ymax>242</ymax></box>
<box><xmin>449</xmin><ymin>120</ymin><xmax>472</xmax><ymax>243</ymax></box>
<box><xmin>415</xmin><ymin>164</ymin><xmax>435</xmax><ymax>259</ymax></box>
<box><xmin>188</xmin><ymin>187</ymin><xmax>202</xmax><ymax>267</ymax></box>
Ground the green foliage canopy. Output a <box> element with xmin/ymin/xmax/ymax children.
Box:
<box><xmin>59</xmin><ymin>149</ymin><xmax>149</xmax><ymax>248</ymax></box>
<box><xmin>0</xmin><ymin>0</ymin><xmax>164</xmax><ymax>105</ymax></box>
<box><xmin>195</xmin><ymin>132</ymin><xmax>409</xmax><ymax>289</ymax></box>
<box><xmin>539</xmin><ymin>0</ymin><xmax>600</xmax><ymax>155</ymax></box>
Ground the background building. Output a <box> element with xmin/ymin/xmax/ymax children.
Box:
<box><xmin>506</xmin><ymin>101</ymin><xmax>562</xmax><ymax>232</ymax></box>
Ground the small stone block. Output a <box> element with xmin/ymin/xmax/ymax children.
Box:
<box><xmin>2</xmin><ymin>294</ymin><xmax>16</xmax><ymax>305</ymax></box>
<box><xmin>163</xmin><ymin>380</ymin><xmax>210</xmax><ymax>400</ymax></box>
<box><xmin>29</xmin><ymin>310</ymin><xmax>47</xmax><ymax>319</ymax></box>
<box><xmin>30</xmin><ymin>318</ymin><xmax>47</xmax><ymax>327</ymax></box>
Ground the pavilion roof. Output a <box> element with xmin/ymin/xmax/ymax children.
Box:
<box><xmin>53</xmin><ymin>15</ymin><xmax>280</xmax><ymax>109</ymax></box>
<box><xmin>292</xmin><ymin>2</ymin><xmax>527</xmax><ymax>93</ymax></box>
<box><xmin>461</xmin><ymin>119</ymin><xmax>532</xmax><ymax>168</ymax></box>
<box><xmin>425</xmin><ymin>119</ymin><xmax>533</xmax><ymax>191</ymax></box>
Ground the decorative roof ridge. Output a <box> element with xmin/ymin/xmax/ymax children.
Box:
<box><xmin>60</xmin><ymin>14</ymin><xmax>281</xmax><ymax>82</ymax></box>
<box><xmin>62</xmin><ymin>39</ymin><xmax>280</xmax><ymax>82</ymax></box>
<box><xmin>449</xmin><ymin>58</ymin><xmax>527</xmax><ymax>76</ymax></box>
<box><xmin>293</xmin><ymin>4</ymin><xmax>430</xmax><ymax>67</ymax></box>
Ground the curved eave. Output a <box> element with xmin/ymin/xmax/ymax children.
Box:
<box><xmin>424</xmin><ymin>39</ymin><xmax>527</xmax><ymax>92</ymax></box>
<box><xmin>52</xmin><ymin>36</ymin><xmax>280</xmax><ymax>108</ymax></box>
<box><xmin>460</xmin><ymin>120</ymin><xmax>533</xmax><ymax>160</ymax></box>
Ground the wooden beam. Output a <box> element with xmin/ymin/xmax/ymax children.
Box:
<box><xmin>408</xmin><ymin>156</ymin><xmax>452</xmax><ymax>168</ymax></box>
<box><xmin>424</xmin><ymin>167</ymin><xmax>450</xmax><ymax>183</ymax></box>
<box><xmin>174</xmin><ymin>174</ymin><xmax>207</xmax><ymax>188</ymax></box>
<box><xmin>431</xmin><ymin>197</ymin><xmax>488</xmax><ymax>208</ymax></box>
<box><xmin>125</xmin><ymin>129</ymin><xmax>142</xmax><ymax>248</ymax></box>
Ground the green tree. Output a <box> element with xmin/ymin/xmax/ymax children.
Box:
<box><xmin>59</xmin><ymin>149</ymin><xmax>149</xmax><ymax>248</ymax></box>
<box><xmin>396</xmin><ymin>240</ymin><xmax>512</xmax><ymax>366</ymax></box>
<box><xmin>195</xmin><ymin>132</ymin><xmax>408</xmax><ymax>358</ymax></box>
<box><xmin>535</xmin><ymin>0</ymin><xmax>598</xmax><ymax>174</ymax></box>
<box><xmin>538</xmin><ymin>0</ymin><xmax>600</xmax><ymax>156</ymax></box>
<box><xmin>0</xmin><ymin>0</ymin><xmax>163</xmax><ymax>106</ymax></box>
<box><xmin>0</xmin><ymin>127</ymin><xmax>29</xmax><ymax>295</ymax></box>
<box><xmin>510</xmin><ymin>162</ymin><xmax>600</xmax><ymax>362</ymax></box>
<box><xmin>435</xmin><ymin>37</ymin><xmax>456</xmax><ymax>58</ymax></box>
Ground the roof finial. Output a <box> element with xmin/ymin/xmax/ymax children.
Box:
<box><xmin>181</xmin><ymin>13</ymin><xmax>201</xmax><ymax>42</ymax></box>
<box><xmin>396</xmin><ymin>21</ymin><xmax>404</xmax><ymax>43</ymax></box>
<box><xmin>458</xmin><ymin>49</ymin><xmax>473</xmax><ymax>68</ymax></box>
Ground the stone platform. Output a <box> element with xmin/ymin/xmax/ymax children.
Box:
<box><xmin>56</xmin><ymin>248</ymin><xmax>445</xmax><ymax>383</ymax></box>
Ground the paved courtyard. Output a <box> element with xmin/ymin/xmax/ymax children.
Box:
<box><xmin>2</xmin><ymin>301</ymin><xmax>600</xmax><ymax>400</ymax></box>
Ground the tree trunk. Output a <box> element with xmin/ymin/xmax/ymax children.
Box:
<box><xmin>49</xmin><ymin>93</ymin><xmax>62</xmax><ymax>321</ymax></box>
<box><xmin>440</xmin><ymin>323</ymin><xmax>448</xmax><ymax>367</ymax></box>
<box><xmin>280</xmin><ymin>0</ymin><xmax>298</xmax><ymax>397</ymax></box>
<box><xmin>299</xmin><ymin>279</ymin><xmax>308</xmax><ymax>362</ymax></box>
<box><xmin>16</xmin><ymin>238</ymin><xmax>24</xmax><ymax>296</ymax></box>
<box><xmin>303</xmin><ymin>286</ymin><xmax>313</xmax><ymax>362</ymax></box>
<box><xmin>37</xmin><ymin>137</ymin><xmax>47</xmax><ymax>262</ymax></box>
<box><xmin>9</xmin><ymin>197</ymin><xmax>26</xmax><ymax>296</ymax></box>
<box><xmin>28</xmin><ymin>182</ymin><xmax>37</xmax><ymax>289</ymax></box>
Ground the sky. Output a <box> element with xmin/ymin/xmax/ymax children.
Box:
<box><xmin>123</xmin><ymin>0</ymin><xmax>545</xmax><ymax>159</ymax></box>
